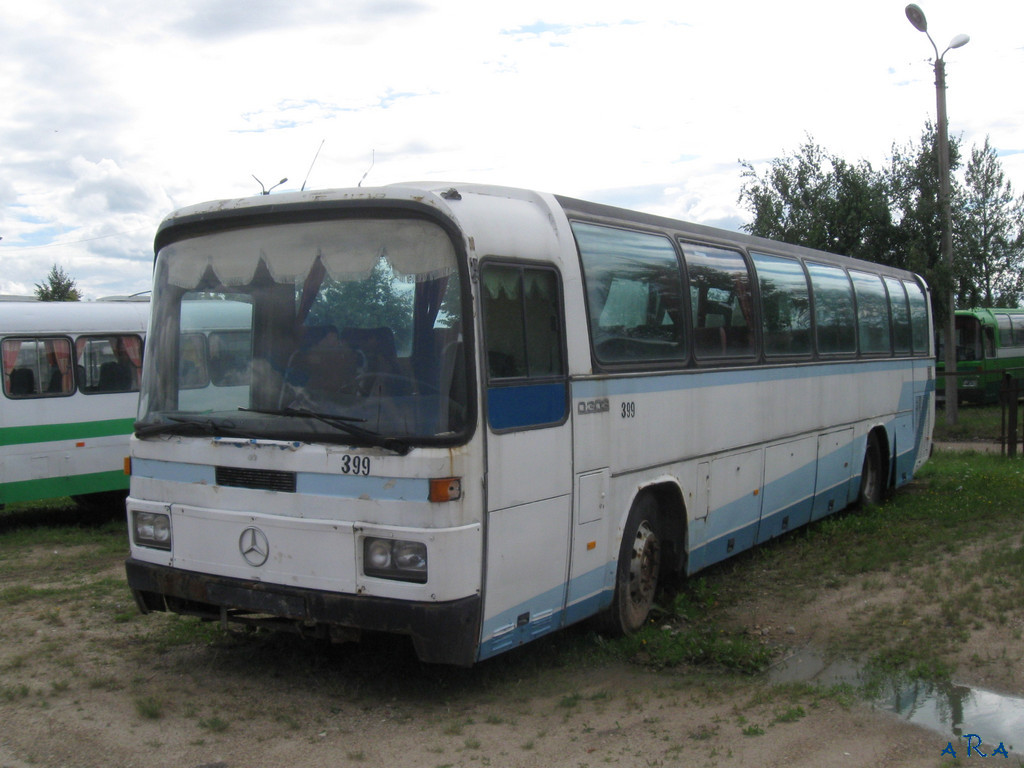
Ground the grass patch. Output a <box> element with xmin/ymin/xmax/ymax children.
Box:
<box><xmin>198</xmin><ymin>715</ymin><xmax>230</xmax><ymax>732</ymax></box>
<box><xmin>135</xmin><ymin>696</ymin><xmax>164</xmax><ymax>719</ymax></box>
<box><xmin>730</xmin><ymin>452</ymin><xmax>1024</xmax><ymax>592</ymax></box>
<box><xmin>933</xmin><ymin>404</ymin><xmax>1002</xmax><ymax>442</ymax></box>
<box><xmin>610</xmin><ymin>583</ymin><xmax>775</xmax><ymax>674</ymax></box>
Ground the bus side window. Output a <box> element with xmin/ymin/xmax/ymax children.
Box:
<box><xmin>996</xmin><ymin>314</ymin><xmax>1012</xmax><ymax>348</ymax></box>
<box><xmin>2</xmin><ymin>337</ymin><xmax>73</xmax><ymax>398</ymax></box>
<box><xmin>681</xmin><ymin>243</ymin><xmax>755</xmax><ymax>360</ymax></box>
<box><xmin>1011</xmin><ymin>315</ymin><xmax>1024</xmax><ymax>347</ymax></box>
<box><xmin>751</xmin><ymin>252</ymin><xmax>811</xmax><ymax>357</ymax></box>
<box><xmin>984</xmin><ymin>327</ymin><xmax>996</xmax><ymax>358</ymax></box>
<box><xmin>850</xmin><ymin>270</ymin><xmax>892</xmax><ymax>355</ymax></box>
<box><xmin>884</xmin><ymin>277</ymin><xmax>911</xmax><ymax>355</ymax></box>
<box><xmin>571</xmin><ymin>222</ymin><xmax>686</xmax><ymax>365</ymax></box>
<box><xmin>481</xmin><ymin>264</ymin><xmax>563</xmax><ymax>380</ymax></box>
<box><xmin>76</xmin><ymin>335</ymin><xmax>143</xmax><ymax>394</ymax></box>
<box><xmin>904</xmin><ymin>281</ymin><xmax>930</xmax><ymax>355</ymax></box>
<box><xmin>807</xmin><ymin>263</ymin><xmax>856</xmax><ymax>355</ymax></box>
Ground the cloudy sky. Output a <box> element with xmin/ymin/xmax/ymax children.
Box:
<box><xmin>1</xmin><ymin>0</ymin><xmax>1021</xmax><ymax>299</ymax></box>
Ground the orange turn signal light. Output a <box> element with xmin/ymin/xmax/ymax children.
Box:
<box><xmin>428</xmin><ymin>477</ymin><xmax>462</xmax><ymax>503</ymax></box>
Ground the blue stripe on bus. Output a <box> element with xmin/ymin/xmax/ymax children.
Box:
<box><xmin>132</xmin><ymin>458</ymin><xmax>216</xmax><ymax>485</ymax></box>
<box><xmin>298</xmin><ymin>473</ymin><xmax>428</xmax><ymax>501</ymax></box>
<box><xmin>131</xmin><ymin>458</ymin><xmax>429</xmax><ymax>501</ymax></box>
<box><xmin>487</xmin><ymin>381</ymin><xmax>567</xmax><ymax>430</ymax></box>
<box><xmin>572</xmin><ymin>358</ymin><xmax>930</xmax><ymax>398</ymax></box>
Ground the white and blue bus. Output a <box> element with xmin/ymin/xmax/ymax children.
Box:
<box><xmin>125</xmin><ymin>183</ymin><xmax>934</xmax><ymax>665</ymax></box>
<box><xmin>0</xmin><ymin>298</ymin><xmax>149</xmax><ymax>508</ymax></box>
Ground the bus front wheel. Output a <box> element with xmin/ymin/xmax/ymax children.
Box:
<box><xmin>602</xmin><ymin>493</ymin><xmax>662</xmax><ymax>636</ymax></box>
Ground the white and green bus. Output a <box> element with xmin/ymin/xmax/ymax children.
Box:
<box><xmin>936</xmin><ymin>307</ymin><xmax>1024</xmax><ymax>405</ymax></box>
<box><xmin>0</xmin><ymin>298</ymin><xmax>149</xmax><ymax>508</ymax></box>
<box><xmin>126</xmin><ymin>183</ymin><xmax>934</xmax><ymax>665</ymax></box>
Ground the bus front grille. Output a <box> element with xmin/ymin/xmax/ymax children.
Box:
<box><xmin>215</xmin><ymin>466</ymin><xmax>297</xmax><ymax>493</ymax></box>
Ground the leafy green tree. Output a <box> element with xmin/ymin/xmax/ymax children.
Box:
<box><xmin>306</xmin><ymin>257</ymin><xmax>415</xmax><ymax>349</ymax></box>
<box><xmin>739</xmin><ymin>125</ymin><xmax>973</xmax><ymax>329</ymax></box>
<box><xmin>739</xmin><ymin>137</ymin><xmax>897</xmax><ymax>263</ymax></box>
<box><xmin>884</xmin><ymin>122</ymin><xmax>964</xmax><ymax>327</ymax></box>
<box><xmin>35</xmin><ymin>264</ymin><xmax>81</xmax><ymax>301</ymax></box>
<box><xmin>957</xmin><ymin>136</ymin><xmax>1024</xmax><ymax>307</ymax></box>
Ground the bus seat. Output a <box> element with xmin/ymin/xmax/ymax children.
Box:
<box><xmin>9</xmin><ymin>367</ymin><xmax>35</xmax><ymax>396</ymax></box>
<box><xmin>342</xmin><ymin>327</ymin><xmax>406</xmax><ymax>394</ymax></box>
<box><xmin>98</xmin><ymin>361</ymin><xmax>131</xmax><ymax>391</ymax></box>
<box><xmin>341</xmin><ymin>327</ymin><xmax>397</xmax><ymax>368</ymax></box>
<box><xmin>46</xmin><ymin>368</ymin><xmax>63</xmax><ymax>393</ymax></box>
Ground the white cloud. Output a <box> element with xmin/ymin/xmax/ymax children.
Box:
<box><xmin>1</xmin><ymin>0</ymin><xmax>1021</xmax><ymax>297</ymax></box>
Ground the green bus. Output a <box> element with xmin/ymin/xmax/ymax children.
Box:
<box><xmin>937</xmin><ymin>308</ymin><xmax>1024</xmax><ymax>405</ymax></box>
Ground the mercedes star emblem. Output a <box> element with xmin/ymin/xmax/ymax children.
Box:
<box><xmin>239</xmin><ymin>526</ymin><xmax>270</xmax><ymax>567</ymax></box>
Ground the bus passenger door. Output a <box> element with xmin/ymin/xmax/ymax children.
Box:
<box><xmin>477</xmin><ymin>264</ymin><xmax>573</xmax><ymax>660</ymax></box>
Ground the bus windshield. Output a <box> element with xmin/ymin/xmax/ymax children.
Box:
<box><xmin>137</xmin><ymin>217</ymin><xmax>469</xmax><ymax>447</ymax></box>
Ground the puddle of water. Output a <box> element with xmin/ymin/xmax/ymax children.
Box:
<box><xmin>768</xmin><ymin>646</ymin><xmax>861</xmax><ymax>687</ymax></box>
<box><xmin>769</xmin><ymin>647</ymin><xmax>1024</xmax><ymax>755</ymax></box>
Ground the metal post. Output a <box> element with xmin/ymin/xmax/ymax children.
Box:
<box><xmin>1008</xmin><ymin>378</ymin><xmax>1018</xmax><ymax>459</ymax></box>
<box><xmin>935</xmin><ymin>57</ymin><xmax>958</xmax><ymax>426</ymax></box>
<box><xmin>904</xmin><ymin>5</ymin><xmax>968</xmax><ymax>426</ymax></box>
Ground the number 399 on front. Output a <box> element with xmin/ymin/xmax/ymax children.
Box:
<box><xmin>340</xmin><ymin>455</ymin><xmax>371</xmax><ymax>475</ymax></box>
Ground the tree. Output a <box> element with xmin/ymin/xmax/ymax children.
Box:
<box><xmin>739</xmin><ymin>137</ymin><xmax>897</xmax><ymax>263</ymax></box>
<box><xmin>35</xmin><ymin>264</ymin><xmax>81</xmax><ymax>301</ymax></box>
<box><xmin>957</xmin><ymin>136</ymin><xmax>1024</xmax><ymax>307</ymax></box>
<box><xmin>884</xmin><ymin>122</ymin><xmax>964</xmax><ymax>328</ymax></box>
<box><xmin>306</xmin><ymin>257</ymin><xmax>415</xmax><ymax>349</ymax></box>
<box><xmin>738</xmin><ymin>125</ymin><xmax>975</xmax><ymax>330</ymax></box>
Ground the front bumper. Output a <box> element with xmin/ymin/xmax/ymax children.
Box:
<box><xmin>125</xmin><ymin>558</ymin><xmax>482</xmax><ymax>666</ymax></box>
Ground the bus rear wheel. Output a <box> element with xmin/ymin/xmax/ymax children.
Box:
<box><xmin>858</xmin><ymin>433</ymin><xmax>884</xmax><ymax>506</ymax></box>
<box><xmin>602</xmin><ymin>493</ymin><xmax>662</xmax><ymax>635</ymax></box>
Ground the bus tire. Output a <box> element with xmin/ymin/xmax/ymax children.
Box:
<box><xmin>858</xmin><ymin>432</ymin><xmax>884</xmax><ymax>507</ymax></box>
<box><xmin>601</xmin><ymin>493</ymin><xmax>661</xmax><ymax>636</ymax></box>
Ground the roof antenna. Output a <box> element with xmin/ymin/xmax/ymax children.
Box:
<box><xmin>358</xmin><ymin>150</ymin><xmax>375</xmax><ymax>187</ymax></box>
<box><xmin>301</xmin><ymin>139</ymin><xmax>325</xmax><ymax>192</ymax></box>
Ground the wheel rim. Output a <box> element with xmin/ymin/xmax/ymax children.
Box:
<box><xmin>627</xmin><ymin>519</ymin><xmax>660</xmax><ymax>610</ymax></box>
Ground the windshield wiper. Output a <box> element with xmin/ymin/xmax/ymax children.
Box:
<box><xmin>238</xmin><ymin>407</ymin><xmax>411</xmax><ymax>455</ymax></box>
<box><xmin>135</xmin><ymin>415</ymin><xmax>253</xmax><ymax>438</ymax></box>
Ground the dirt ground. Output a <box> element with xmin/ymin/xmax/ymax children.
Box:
<box><xmin>1</xmin><ymin>516</ymin><xmax>1021</xmax><ymax>768</ymax></box>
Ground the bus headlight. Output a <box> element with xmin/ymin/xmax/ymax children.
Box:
<box><xmin>132</xmin><ymin>510</ymin><xmax>172</xmax><ymax>550</ymax></box>
<box><xmin>363</xmin><ymin>537</ymin><xmax>427</xmax><ymax>583</ymax></box>
<box><xmin>365</xmin><ymin>539</ymin><xmax>393</xmax><ymax>570</ymax></box>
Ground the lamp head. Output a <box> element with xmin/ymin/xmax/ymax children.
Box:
<box><xmin>905</xmin><ymin>4</ymin><xmax>928</xmax><ymax>33</ymax></box>
<box><xmin>948</xmin><ymin>33</ymin><xmax>970</xmax><ymax>50</ymax></box>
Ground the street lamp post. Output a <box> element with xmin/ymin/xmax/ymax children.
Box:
<box><xmin>904</xmin><ymin>4</ymin><xmax>969</xmax><ymax>426</ymax></box>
